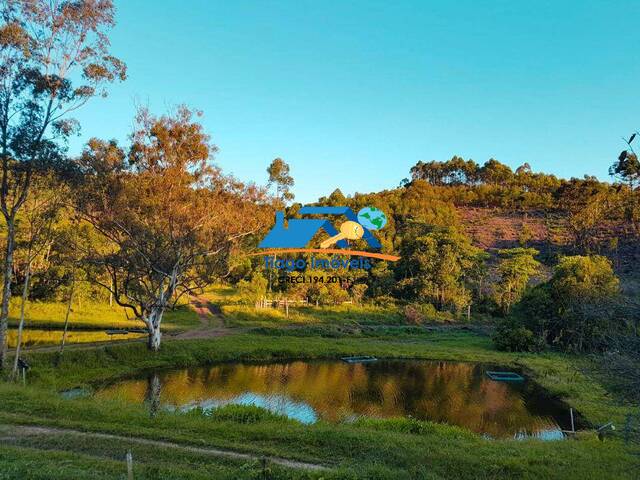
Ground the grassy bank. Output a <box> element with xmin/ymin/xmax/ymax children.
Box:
<box><xmin>5</xmin><ymin>301</ymin><xmax>200</xmax><ymax>349</ymax></box>
<box><xmin>0</xmin><ymin>328</ymin><xmax>637</xmax><ymax>479</ymax></box>
<box><xmin>221</xmin><ymin>303</ymin><xmax>403</xmax><ymax>328</ymax></box>
<box><xmin>13</xmin><ymin>330</ymin><xmax>635</xmax><ymax>427</ymax></box>
<box><xmin>1</xmin><ymin>289</ymin><xmax>638</xmax><ymax>479</ymax></box>
<box><xmin>6</xmin><ymin>328</ymin><xmax>147</xmax><ymax>349</ymax></box>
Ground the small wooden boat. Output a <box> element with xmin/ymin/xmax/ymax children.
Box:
<box><xmin>486</xmin><ymin>371</ymin><xmax>524</xmax><ymax>382</ymax></box>
<box><xmin>341</xmin><ymin>355</ymin><xmax>378</xmax><ymax>364</ymax></box>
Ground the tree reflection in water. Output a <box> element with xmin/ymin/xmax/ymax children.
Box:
<box><xmin>96</xmin><ymin>360</ymin><xmax>569</xmax><ymax>439</ymax></box>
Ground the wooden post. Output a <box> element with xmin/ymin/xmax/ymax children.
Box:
<box><xmin>12</xmin><ymin>263</ymin><xmax>31</xmax><ymax>379</ymax></box>
<box><xmin>285</xmin><ymin>298</ymin><xmax>289</xmax><ymax>318</ymax></box>
<box><xmin>570</xmin><ymin>408</ymin><xmax>575</xmax><ymax>433</ymax></box>
<box><xmin>21</xmin><ymin>367</ymin><xmax>26</xmax><ymax>386</ymax></box>
<box><xmin>624</xmin><ymin>414</ymin><xmax>632</xmax><ymax>444</ymax></box>
<box><xmin>126</xmin><ymin>450</ymin><xmax>133</xmax><ymax>480</ymax></box>
<box><xmin>58</xmin><ymin>270</ymin><xmax>76</xmax><ymax>358</ymax></box>
<box><xmin>466</xmin><ymin>305</ymin><xmax>471</xmax><ymax>322</ymax></box>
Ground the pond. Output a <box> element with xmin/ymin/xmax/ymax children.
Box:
<box><xmin>94</xmin><ymin>359</ymin><xmax>578</xmax><ymax>440</ymax></box>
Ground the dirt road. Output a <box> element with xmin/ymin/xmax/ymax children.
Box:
<box><xmin>0</xmin><ymin>424</ymin><xmax>328</xmax><ymax>472</ymax></box>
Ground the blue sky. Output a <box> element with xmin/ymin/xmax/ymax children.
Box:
<box><xmin>69</xmin><ymin>0</ymin><xmax>640</xmax><ymax>203</ymax></box>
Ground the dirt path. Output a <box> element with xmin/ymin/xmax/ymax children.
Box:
<box><xmin>173</xmin><ymin>296</ymin><xmax>232</xmax><ymax>340</ymax></box>
<box><xmin>9</xmin><ymin>297</ymin><xmax>233</xmax><ymax>354</ymax></box>
<box><xmin>0</xmin><ymin>424</ymin><xmax>328</xmax><ymax>472</ymax></box>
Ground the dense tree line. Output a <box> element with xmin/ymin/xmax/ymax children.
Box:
<box><xmin>261</xmin><ymin>150</ymin><xmax>640</xmax><ymax>356</ymax></box>
<box><xmin>408</xmin><ymin>156</ymin><xmax>633</xmax><ymax>217</ymax></box>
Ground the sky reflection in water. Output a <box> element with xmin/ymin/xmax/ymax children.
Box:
<box><xmin>95</xmin><ymin>360</ymin><xmax>570</xmax><ymax>439</ymax></box>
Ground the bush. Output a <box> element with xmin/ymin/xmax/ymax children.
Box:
<box><xmin>515</xmin><ymin>255</ymin><xmax>622</xmax><ymax>353</ymax></box>
<box><xmin>208</xmin><ymin>404</ymin><xmax>292</xmax><ymax>424</ymax></box>
<box><xmin>372</xmin><ymin>295</ymin><xmax>396</xmax><ymax>307</ymax></box>
<box><xmin>493</xmin><ymin>318</ymin><xmax>544</xmax><ymax>352</ymax></box>
<box><xmin>403</xmin><ymin>303</ymin><xmax>453</xmax><ymax>324</ymax></box>
<box><xmin>352</xmin><ymin>417</ymin><xmax>475</xmax><ymax>440</ymax></box>
<box><xmin>350</xmin><ymin>283</ymin><xmax>368</xmax><ymax>304</ymax></box>
<box><xmin>237</xmin><ymin>273</ymin><xmax>267</xmax><ymax>306</ymax></box>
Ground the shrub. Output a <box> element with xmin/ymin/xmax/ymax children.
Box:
<box><xmin>515</xmin><ymin>255</ymin><xmax>622</xmax><ymax>352</ymax></box>
<box><xmin>493</xmin><ymin>318</ymin><xmax>544</xmax><ymax>352</ymax></box>
<box><xmin>350</xmin><ymin>283</ymin><xmax>368</xmax><ymax>304</ymax></box>
<box><xmin>352</xmin><ymin>417</ymin><xmax>475</xmax><ymax>440</ymax></box>
<box><xmin>372</xmin><ymin>295</ymin><xmax>396</xmax><ymax>307</ymax></box>
<box><xmin>403</xmin><ymin>303</ymin><xmax>453</xmax><ymax>324</ymax></box>
<box><xmin>237</xmin><ymin>273</ymin><xmax>268</xmax><ymax>306</ymax></box>
<box><xmin>208</xmin><ymin>404</ymin><xmax>292</xmax><ymax>424</ymax></box>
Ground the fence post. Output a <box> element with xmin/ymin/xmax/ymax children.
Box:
<box><xmin>126</xmin><ymin>450</ymin><xmax>133</xmax><ymax>480</ymax></box>
<box><xmin>570</xmin><ymin>408</ymin><xmax>575</xmax><ymax>433</ymax></box>
<box><xmin>624</xmin><ymin>414</ymin><xmax>632</xmax><ymax>444</ymax></box>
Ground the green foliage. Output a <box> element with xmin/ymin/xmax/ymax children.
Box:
<box><xmin>349</xmin><ymin>283</ymin><xmax>368</xmax><ymax>304</ymax></box>
<box><xmin>517</xmin><ymin>223</ymin><xmax>534</xmax><ymax>246</ymax></box>
<box><xmin>517</xmin><ymin>255</ymin><xmax>622</xmax><ymax>352</ymax></box>
<box><xmin>551</xmin><ymin>255</ymin><xmax>619</xmax><ymax>301</ymax></box>
<box><xmin>610</xmin><ymin>148</ymin><xmax>640</xmax><ymax>188</ymax></box>
<box><xmin>267</xmin><ymin>157</ymin><xmax>295</xmax><ymax>204</ymax></box>
<box><xmin>406</xmin><ymin>155</ymin><xmax>634</xmax><ymax>218</ymax></box>
<box><xmin>366</xmin><ymin>261</ymin><xmax>395</xmax><ymax>299</ymax></box>
<box><xmin>237</xmin><ymin>272</ymin><xmax>268</xmax><ymax>305</ymax></box>
<box><xmin>409</xmin><ymin>157</ymin><xmax>563</xmax><ymax>209</ymax></box>
<box><xmin>185</xmin><ymin>404</ymin><xmax>294</xmax><ymax>425</ymax></box>
<box><xmin>221</xmin><ymin>302</ymin><xmax>402</xmax><ymax>329</ymax></box>
<box><xmin>396</xmin><ymin>226</ymin><xmax>485</xmax><ymax>312</ymax></box>
<box><xmin>352</xmin><ymin>417</ymin><xmax>476</xmax><ymax>439</ymax></box>
<box><xmin>317</xmin><ymin>281</ymin><xmax>350</xmax><ymax>305</ymax></box>
<box><xmin>493</xmin><ymin>248</ymin><xmax>540</xmax><ymax>315</ymax></box>
<box><xmin>402</xmin><ymin>303</ymin><xmax>454</xmax><ymax>324</ymax></box>
<box><xmin>493</xmin><ymin>317</ymin><xmax>543</xmax><ymax>352</ymax></box>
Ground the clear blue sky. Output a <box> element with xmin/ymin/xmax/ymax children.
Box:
<box><xmin>69</xmin><ymin>0</ymin><xmax>640</xmax><ymax>203</ymax></box>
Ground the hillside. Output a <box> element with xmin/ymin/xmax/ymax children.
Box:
<box><xmin>310</xmin><ymin>157</ymin><xmax>640</xmax><ymax>286</ymax></box>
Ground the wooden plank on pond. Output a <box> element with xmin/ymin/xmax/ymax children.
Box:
<box><xmin>486</xmin><ymin>371</ymin><xmax>524</xmax><ymax>382</ymax></box>
<box><xmin>341</xmin><ymin>356</ymin><xmax>378</xmax><ymax>364</ymax></box>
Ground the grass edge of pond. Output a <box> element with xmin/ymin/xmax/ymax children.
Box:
<box><xmin>1</xmin><ymin>331</ymin><xmax>638</xmax><ymax>479</ymax></box>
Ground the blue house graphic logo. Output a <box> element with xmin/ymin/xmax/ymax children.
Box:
<box><xmin>259</xmin><ymin>206</ymin><xmax>382</xmax><ymax>249</ymax></box>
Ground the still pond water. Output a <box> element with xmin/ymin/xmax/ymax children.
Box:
<box><xmin>95</xmin><ymin>360</ymin><xmax>574</xmax><ymax>440</ymax></box>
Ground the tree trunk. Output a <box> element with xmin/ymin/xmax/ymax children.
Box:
<box><xmin>145</xmin><ymin>373</ymin><xmax>162</xmax><ymax>418</ymax></box>
<box><xmin>12</xmin><ymin>263</ymin><xmax>31</xmax><ymax>378</ymax></box>
<box><xmin>148</xmin><ymin>326</ymin><xmax>161</xmax><ymax>351</ymax></box>
<box><xmin>58</xmin><ymin>271</ymin><xmax>76</xmax><ymax>359</ymax></box>
<box><xmin>146</xmin><ymin>306</ymin><xmax>164</xmax><ymax>352</ymax></box>
<box><xmin>0</xmin><ymin>219</ymin><xmax>15</xmax><ymax>370</ymax></box>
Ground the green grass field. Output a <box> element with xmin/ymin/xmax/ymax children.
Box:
<box><xmin>6</xmin><ymin>328</ymin><xmax>147</xmax><ymax>349</ymax></box>
<box><xmin>9</xmin><ymin>299</ymin><xmax>200</xmax><ymax>336</ymax></box>
<box><xmin>221</xmin><ymin>303</ymin><xmax>403</xmax><ymax>328</ymax></box>
<box><xmin>0</xmin><ymin>289</ymin><xmax>638</xmax><ymax>479</ymax></box>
